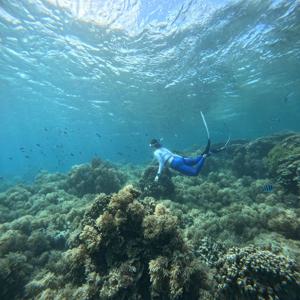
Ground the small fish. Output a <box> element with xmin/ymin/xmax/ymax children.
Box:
<box><xmin>79</xmin><ymin>151</ymin><xmax>82</xmax><ymax>155</ymax></box>
<box><xmin>117</xmin><ymin>152</ymin><xmax>123</xmax><ymax>156</ymax></box>
<box><xmin>70</xmin><ymin>153</ymin><xmax>74</xmax><ymax>157</ymax></box>
<box><xmin>96</xmin><ymin>133</ymin><xmax>101</xmax><ymax>138</ymax></box>
<box><xmin>0</xmin><ymin>176</ymin><xmax>4</xmax><ymax>180</ymax></box>
<box><xmin>63</xmin><ymin>131</ymin><xmax>68</xmax><ymax>135</ymax></box>
<box><xmin>19</xmin><ymin>147</ymin><xmax>25</xmax><ymax>151</ymax></box>
<box><xmin>284</xmin><ymin>92</ymin><xmax>294</xmax><ymax>103</ymax></box>
<box><xmin>44</xmin><ymin>127</ymin><xmax>48</xmax><ymax>131</ymax></box>
<box><xmin>262</xmin><ymin>184</ymin><xmax>273</xmax><ymax>193</ymax></box>
<box><xmin>8</xmin><ymin>157</ymin><xmax>13</xmax><ymax>160</ymax></box>
<box><xmin>36</xmin><ymin>143</ymin><xmax>41</xmax><ymax>147</ymax></box>
<box><xmin>25</xmin><ymin>155</ymin><xmax>30</xmax><ymax>159</ymax></box>
<box><xmin>271</xmin><ymin>116</ymin><xmax>280</xmax><ymax>123</ymax></box>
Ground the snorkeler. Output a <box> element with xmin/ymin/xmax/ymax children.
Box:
<box><xmin>150</xmin><ymin>112</ymin><xmax>230</xmax><ymax>182</ymax></box>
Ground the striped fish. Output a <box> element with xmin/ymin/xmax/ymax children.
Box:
<box><xmin>262</xmin><ymin>184</ymin><xmax>273</xmax><ymax>193</ymax></box>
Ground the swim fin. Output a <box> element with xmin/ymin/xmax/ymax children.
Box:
<box><xmin>210</xmin><ymin>136</ymin><xmax>230</xmax><ymax>154</ymax></box>
<box><xmin>200</xmin><ymin>111</ymin><xmax>210</xmax><ymax>139</ymax></box>
<box><xmin>201</xmin><ymin>139</ymin><xmax>211</xmax><ymax>155</ymax></box>
<box><xmin>200</xmin><ymin>111</ymin><xmax>211</xmax><ymax>155</ymax></box>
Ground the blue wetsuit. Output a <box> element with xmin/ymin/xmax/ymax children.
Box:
<box><xmin>154</xmin><ymin>147</ymin><xmax>206</xmax><ymax>177</ymax></box>
<box><xmin>170</xmin><ymin>155</ymin><xmax>206</xmax><ymax>176</ymax></box>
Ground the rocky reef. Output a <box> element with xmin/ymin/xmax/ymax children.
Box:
<box><xmin>215</xmin><ymin>246</ymin><xmax>300</xmax><ymax>300</ymax></box>
<box><xmin>64</xmin><ymin>158</ymin><xmax>127</xmax><ymax>197</ymax></box>
<box><xmin>23</xmin><ymin>185</ymin><xmax>209</xmax><ymax>299</ymax></box>
<box><xmin>138</xmin><ymin>165</ymin><xmax>175</xmax><ymax>199</ymax></box>
<box><xmin>266</xmin><ymin>134</ymin><xmax>300</xmax><ymax>194</ymax></box>
<box><xmin>0</xmin><ymin>133</ymin><xmax>300</xmax><ymax>299</ymax></box>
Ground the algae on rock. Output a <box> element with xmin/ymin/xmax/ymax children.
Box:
<box><xmin>64</xmin><ymin>158</ymin><xmax>127</xmax><ymax>197</ymax></box>
<box><xmin>139</xmin><ymin>165</ymin><xmax>175</xmax><ymax>199</ymax></box>
<box><xmin>26</xmin><ymin>185</ymin><xmax>209</xmax><ymax>300</ymax></box>
<box><xmin>266</xmin><ymin>134</ymin><xmax>300</xmax><ymax>194</ymax></box>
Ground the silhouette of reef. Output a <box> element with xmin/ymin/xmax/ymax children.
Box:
<box><xmin>138</xmin><ymin>165</ymin><xmax>175</xmax><ymax>199</ymax></box>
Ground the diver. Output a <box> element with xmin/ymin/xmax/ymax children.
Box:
<box><xmin>150</xmin><ymin>112</ymin><xmax>230</xmax><ymax>182</ymax></box>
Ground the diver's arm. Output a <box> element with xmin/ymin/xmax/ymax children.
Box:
<box><xmin>154</xmin><ymin>152</ymin><xmax>164</xmax><ymax>181</ymax></box>
<box><xmin>157</xmin><ymin>160</ymin><xmax>164</xmax><ymax>176</ymax></box>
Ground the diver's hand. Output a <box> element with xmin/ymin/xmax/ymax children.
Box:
<box><xmin>154</xmin><ymin>175</ymin><xmax>159</xmax><ymax>182</ymax></box>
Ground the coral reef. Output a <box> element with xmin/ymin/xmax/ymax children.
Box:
<box><xmin>266</xmin><ymin>134</ymin><xmax>300</xmax><ymax>193</ymax></box>
<box><xmin>0</xmin><ymin>178</ymin><xmax>13</xmax><ymax>193</ymax></box>
<box><xmin>267</xmin><ymin>208</ymin><xmax>300</xmax><ymax>240</ymax></box>
<box><xmin>138</xmin><ymin>165</ymin><xmax>175</xmax><ymax>199</ymax></box>
<box><xmin>0</xmin><ymin>252</ymin><xmax>33</xmax><ymax>300</ymax></box>
<box><xmin>0</xmin><ymin>134</ymin><xmax>300</xmax><ymax>299</ymax></box>
<box><xmin>0</xmin><ymin>175</ymin><xmax>92</xmax><ymax>299</ymax></box>
<box><xmin>64</xmin><ymin>158</ymin><xmax>127</xmax><ymax>197</ymax></box>
<box><xmin>26</xmin><ymin>185</ymin><xmax>209</xmax><ymax>300</ymax></box>
<box><xmin>194</xmin><ymin>236</ymin><xmax>227</xmax><ymax>266</ymax></box>
<box><xmin>226</xmin><ymin>133</ymin><xmax>293</xmax><ymax>179</ymax></box>
<box><xmin>215</xmin><ymin>245</ymin><xmax>300</xmax><ymax>300</ymax></box>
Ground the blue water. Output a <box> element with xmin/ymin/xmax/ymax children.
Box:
<box><xmin>0</xmin><ymin>0</ymin><xmax>300</xmax><ymax>181</ymax></box>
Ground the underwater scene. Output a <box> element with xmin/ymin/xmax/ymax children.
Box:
<box><xmin>1</xmin><ymin>0</ymin><xmax>300</xmax><ymax>299</ymax></box>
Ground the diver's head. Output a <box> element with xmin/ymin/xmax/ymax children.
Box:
<box><xmin>149</xmin><ymin>138</ymin><xmax>161</xmax><ymax>149</ymax></box>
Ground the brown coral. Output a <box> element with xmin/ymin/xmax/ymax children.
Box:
<box><xmin>32</xmin><ymin>185</ymin><xmax>209</xmax><ymax>300</ymax></box>
<box><xmin>215</xmin><ymin>245</ymin><xmax>300</xmax><ymax>300</ymax></box>
<box><xmin>64</xmin><ymin>158</ymin><xmax>127</xmax><ymax>197</ymax></box>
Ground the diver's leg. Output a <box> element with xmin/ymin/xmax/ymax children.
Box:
<box><xmin>193</xmin><ymin>156</ymin><xmax>206</xmax><ymax>175</ymax></box>
<box><xmin>171</xmin><ymin>156</ymin><xmax>206</xmax><ymax>176</ymax></box>
<box><xmin>183</xmin><ymin>156</ymin><xmax>203</xmax><ymax>166</ymax></box>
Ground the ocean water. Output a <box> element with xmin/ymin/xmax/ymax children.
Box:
<box><xmin>1</xmin><ymin>1</ymin><xmax>300</xmax><ymax>300</ymax></box>
<box><xmin>1</xmin><ymin>0</ymin><xmax>299</xmax><ymax>181</ymax></box>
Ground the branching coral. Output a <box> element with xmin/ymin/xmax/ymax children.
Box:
<box><xmin>194</xmin><ymin>237</ymin><xmax>227</xmax><ymax>267</ymax></box>
<box><xmin>215</xmin><ymin>245</ymin><xmax>300</xmax><ymax>300</ymax></box>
